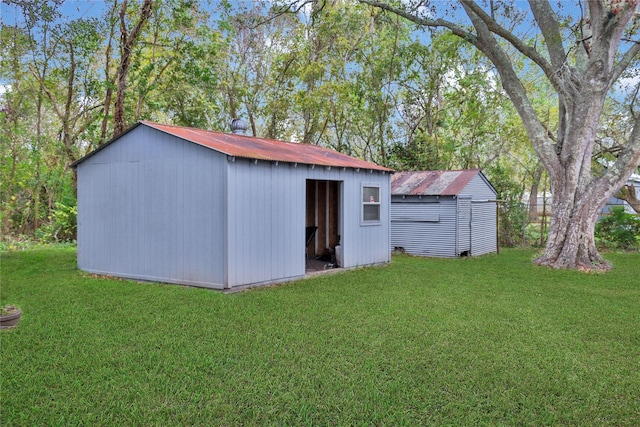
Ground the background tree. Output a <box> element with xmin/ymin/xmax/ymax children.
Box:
<box><xmin>113</xmin><ymin>0</ymin><xmax>154</xmax><ymax>136</ymax></box>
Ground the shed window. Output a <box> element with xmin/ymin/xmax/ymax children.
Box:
<box><xmin>362</xmin><ymin>185</ymin><xmax>381</xmax><ymax>224</ymax></box>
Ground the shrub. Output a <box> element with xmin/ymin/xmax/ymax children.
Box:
<box><xmin>595</xmin><ymin>206</ymin><xmax>640</xmax><ymax>251</ymax></box>
<box><xmin>35</xmin><ymin>201</ymin><xmax>77</xmax><ymax>243</ymax></box>
<box><xmin>498</xmin><ymin>201</ymin><xmax>528</xmax><ymax>247</ymax></box>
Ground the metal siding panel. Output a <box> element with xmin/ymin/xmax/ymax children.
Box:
<box><xmin>390</xmin><ymin>198</ymin><xmax>457</xmax><ymax>257</ymax></box>
<box><xmin>227</xmin><ymin>159</ymin><xmax>305</xmax><ymax>288</ymax></box>
<box><xmin>226</xmin><ymin>164</ymin><xmax>238</xmax><ymax>286</ymax></box>
<box><xmin>391</xmin><ymin>203</ymin><xmax>440</xmax><ymax>222</ymax></box>
<box><xmin>341</xmin><ymin>171</ymin><xmax>356</xmax><ymax>267</ymax></box>
<box><xmin>391</xmin><ymin>195</ymin><xmax>439</xmax><ymax>203</ymax></box>
<box><xmin>461</xmin><ymin>174</ymin><xmax>497</xmax><ymax>200</ymax></box>
<box><xmin>391</xmin><ymin>223</ymin><xmax>457</xmax><ymax>257</ymax></box>
<box><xmin>273</xmin><ymin>165</ymin><xmax>285</xmax><ymax>281</ymax></box>
<box><xmin>288</xmin><ymin>166</ymin><xmax>307</xmax><ymax>277</ymax></box>
<box><xmin>76</xmin><ymin>126</ymin><xmax>227</xmax><ymax>288</ymax></box>
<box><xmin>471</xmin><ymin>202</ymin><xmax>497</xmax><ymax>256</ymax></box>
<box><xmin>341</xmin><ymin>170</ymin><xmax>391</xmax><ymax>267</ymax></box>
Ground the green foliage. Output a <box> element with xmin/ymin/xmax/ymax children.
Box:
<box><xmin>595</xmin><ymin>206</ymin><xmax>640</xmax><ymax>251</ymax></box>
<box><xmin>524</xmin><ymin>220</ymin><xmax>549</xmax><ymax>247</ymax></box>
<box><xmin>0</xmin><ymin>234</ymin><xmax>37</xmax><ymax>252</ymax></box>
<box><xmin>485</xmin><ymin>164</ymin><xmax>528</xmax><ymax>247</ymax></box>
<box><xmin>2</xmin><ymin>248</ymin><xmax>640</xmax><ymax>425</ymax></box>
<box><xmin>35</xmin><ymin>201</ymin><xmax>77</xmax><ymax>243</ymax></box>
<box><xmin>498</xmin><ymin>201</ymin><xmax>528</xmax><ymax>246</ymax></box>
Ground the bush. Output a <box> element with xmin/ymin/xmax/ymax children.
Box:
<box><xmin>35</xmin><ymin>201</ymin><xmax>77</xmax><ymax>243</ymax></box>
<box><xmin>498</xmin><ymin>201</ymin><xmax>528</xmax><ymax>247</ymax></box>
<box><xmin>595</xmin><ymin>206</ymin><xmax>640</xmax><ymax>251</ymax></box>
<box><xmin>524</xmin><ymin>220</ymin><xmax>549</xmax><ymax>247</ymax></box>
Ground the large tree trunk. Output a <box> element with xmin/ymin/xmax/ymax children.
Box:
<box><xmin>530</xmin><ymin>83</ymin><xmax>626</xmax><ymax>270</ymax></box>
<box><xmin>459</xmin><ymin>0</ymin><xmax>640</xmax><ymax>271</ymax></box>
<box><xmin>535</xmin><ymin>189</ymin><xmax>609</xmax><ymax>270</ymax></box>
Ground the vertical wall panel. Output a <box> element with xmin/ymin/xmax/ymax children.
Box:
<box><xmin>390</xmin><ymin>198</ymin><xmax>458</xmax><ymax>257</ymax></box>
<box><xmin>471</xmin><ymin>202</ymin><xmax>497</xmax><ymax>256</ymax></box>
<box><xmin>76</xmin><ymin>126</ymin><xmax>227</xmax><ymax>288</ymax></box>
<box><xmin>306</xmin><ymin>180</ymin><xmax>316</xmax><ymax>256</ymax></box>
<box><xmin>226</xmin><ymin>159</ymin><xmax>306</xmax><ymax>288</ymax></box>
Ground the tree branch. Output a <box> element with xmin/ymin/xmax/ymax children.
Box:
<box><xmin>29</xmin><ymin>66</ymin><xmax>64</xmax><ymax>120</ymax></box>
<box><xmin>251</xmin><ymin>0</ymin><xmax>314</xmax><ymax>29</ymax></box>
<box><xmin>459</xmin><ymin>2</ymin><xmax>561</xmax><ymax>172</ymax></box>
<box><xmin>460</xmin><ymin>0</ymin><xmax>563</xmax><ymax>93</ymax></box>
<box><xmin>599</xmin><ymin>113</ymin><xmax>640</xmax><ymax>196</ymax></box>
<box><xmin>615</xmin><ymin>183</ymin><xmax>640</xmax><ymax>213</ymax></box>
<box><xmin>358</xmin><ymin>0</ymin><xmax>478</xmax><ymax>43</ymax></box>
<box><xmin>527</xmin><ymin>0</ymin><xmax>566</xmax><ymax>71</ymax></box>
<box><xmin>612</xmin><ymin>41</ymin><xmax>640</xmax><ymax>83</ymax></box>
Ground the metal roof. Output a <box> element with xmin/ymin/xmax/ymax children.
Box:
<box><xmin>72</xmin><ymin>121</ymin><xmax>391</xmax><ymax>171</ymax></box>
<box><xmin>72</xmin><ymin>121</ymin><xmax>393</xmax><ymax>171</ymax></box>
<box><xmin>391</xmin><ymin>169</ymin><xmax>485</xmax><ymax>196</ymax></box>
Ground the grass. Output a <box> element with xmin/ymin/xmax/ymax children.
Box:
<box><xmin>1</xmin><ymin>248</ymin><xmax>639</xmax><ymax>426</ymax></box>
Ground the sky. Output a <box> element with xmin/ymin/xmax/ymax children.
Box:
<box><xmin>1</xmin><ymin>0</ymin><xmax>106</xmax><ymax>25</ymax></box>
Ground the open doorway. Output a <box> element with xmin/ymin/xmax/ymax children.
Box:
<box><xmin>306</xmin><ymin>180</ymin><xmax>341</xmax><ymax>273</ymax></box>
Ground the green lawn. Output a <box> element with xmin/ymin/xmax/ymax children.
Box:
<box><xmin>1</xmin><ymin>248</ymin><xmax>639</xmax><ymax>426</ymax></box>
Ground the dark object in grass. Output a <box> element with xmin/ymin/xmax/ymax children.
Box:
<box><xmin>0</xmin><ymin>305</ymin><xmax>22</xmax><ymax>329</ymax></box>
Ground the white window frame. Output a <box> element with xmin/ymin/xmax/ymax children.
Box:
<box><xmin>361</xmin><ymin>184</ymin><xmax>381</xmax><ymax>225</ymax></box>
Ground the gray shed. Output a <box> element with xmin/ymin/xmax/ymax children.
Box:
<box><xmin>72</xmin><ymin>121</ymin><xmax>392</xmax><ymax>290</ymax></box>
<box><xmin>391</xmin><ymin>170</ymin><xmax>497</xmax><ymax>257</ymax></box>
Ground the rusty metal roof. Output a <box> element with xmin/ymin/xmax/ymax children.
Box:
<box><xmin>141</xmin><ymin>121</ymin><xmax>392</xmax><ymax>171</ymax></box>
<box><xmin>391</xmin><ymin>170</ymin><xmax>484</xmax><ymax>196</ymax></box>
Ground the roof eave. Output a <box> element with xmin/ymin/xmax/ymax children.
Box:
<box><xmin>70</xmin><ymin>122</ymin><xmax>143</xmax><ymax>168</ymax></box>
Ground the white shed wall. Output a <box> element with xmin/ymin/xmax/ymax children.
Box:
<box><xmin>333</xmin><ymin>169</ymin><xmax>391</xmax><ymax>268</ymax></box>
<box><xmin>463</xmin><ymin>173</ymin><xmax>497</xmax><ymax>256</ymax></box>
<box><xmin>457</xmin><ymin>196</ymin><xmax>472</xmax><ymax>254</ymax></box>
<box><xmin>460</xmin><ymin>174</ymin><xmax>497</xmax><ymax>199</ymax></box>
<box><xmin>77</xmin><ymin>126</ymin><xmax>227</xmax><ymax>288</ymax></box>
<box><xmin>226</xmin><ymin>161</ymin><xmax>391</xmax><ymax>288</ymax></box>
<box><xmin>391</xmin><ymin>197</ymin><xmax>458</xmax><ymax>257</ymax></box>
<box><xmin>226</xmin><ymin>160</ymin><xmax>306</xmax><ymax>287</ymax></box>
<box><xmin>471</xmin><ymin>202</ymin><xmax>497</xmax><ymax>256</ymax></box>
<box><xmin>76</xmin><ymin>125</ymin><xmax>391</xmax><ymax>290</ymax></box>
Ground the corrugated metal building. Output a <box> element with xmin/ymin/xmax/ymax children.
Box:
<box><xmin>72</xmin><ymin>121</ymin><xmax>392</xmax><ymax>290</ymax></box>
<box><xmin>390</xmin><ymin>170</ymin><xmax>497</xmax><ymax>258</ymax></box>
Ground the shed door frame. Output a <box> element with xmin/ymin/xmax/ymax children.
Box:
<box><xmin>456</xmin><ymin>196</ymin><xmax>472</xmax><ymax>256</ymax></box>
<box><xmin>306</xmin><ymin>180</ymin><xmax>342</xmax><ymax>258</ymax></box>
